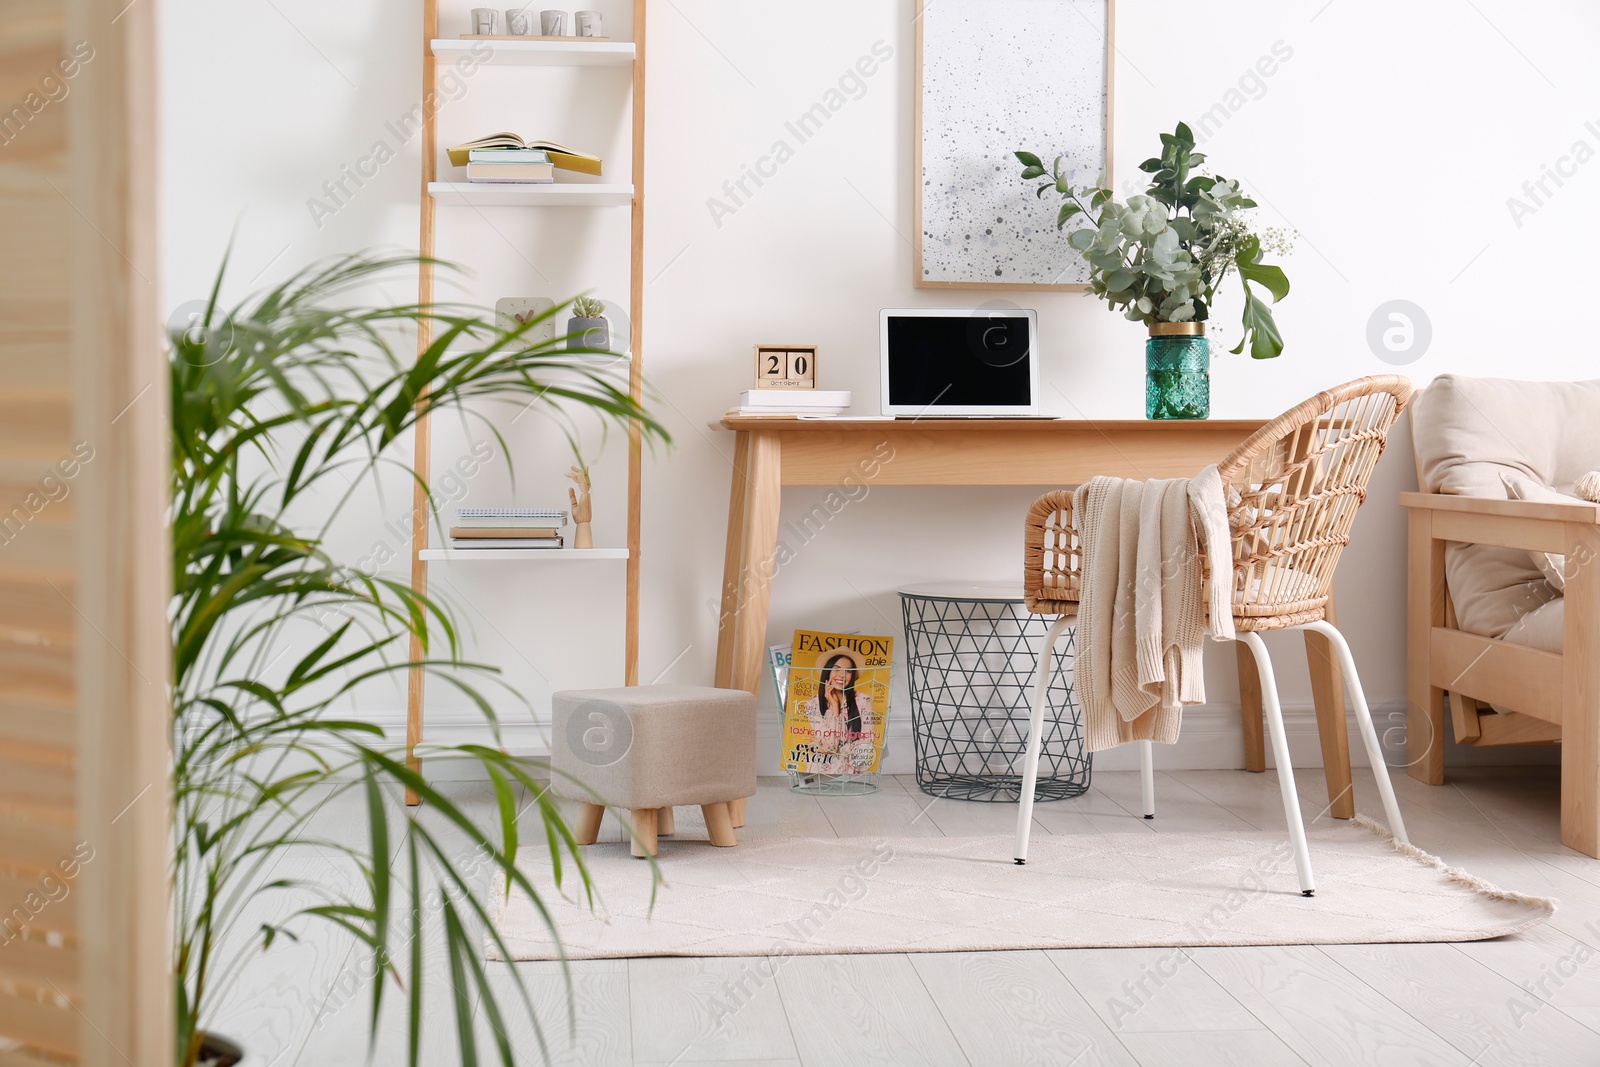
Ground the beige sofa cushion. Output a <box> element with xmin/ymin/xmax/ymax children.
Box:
<box><xmin>1501</xmin><ymin>471</ymin><xmax>1584</xmax><ymax>590</ymax></box>
<box><xmin>1411</xmin><ymin>374</ymin><xmax>1600</xmax><ymax>494</ymax></box>
<box><xmin>1503</xmin><ymin>596</ymin><xmax>1564</xmax><ymax>655</ymax></box>
<box><xmin>1410</xmin><ymin>375</ymin><xmax>1600</xmax><ymax>641</ymax></box>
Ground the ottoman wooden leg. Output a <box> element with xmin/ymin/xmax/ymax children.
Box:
<box><xmin>631</xmin><ymin>808</ymin><xmax>659</xmax><ymax>858</ymax></box>
<box><xmin>574</xmin><ymin>803</ymin><xmax>604</xmax><ymax>846</ymax></box>
<box><xmin>657</xmin><ymin>806</ymin><xmax>675</xmax><ymax>836</ymax></box>
<box><xmin>729</xmin><ymin>797</ymin><xmax>747</xmax><ymax>828</ymax></box>
<box><xmin>703</xmin><ymin>802</ymin><xmax>738</xmax><ymax>847</ymax></box>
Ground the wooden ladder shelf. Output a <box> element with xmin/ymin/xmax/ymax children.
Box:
<box><xmin>406</xmin><ymin>1</ymin><xmax>648</xmax><ymax>803</ymax></box>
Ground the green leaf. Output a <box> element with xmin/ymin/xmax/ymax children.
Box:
<box><xmin>1014</xmin><ymin>150</ymin><xmax>1042</xmax><ymax>168</ymax></box>
<box><xmin>1056</xmin><ymin>202</ymin><xmax>1082</xmax><ymax>229</ymax></box>
<box><xmin>1021</xmin><ymin>166</ymin><xmax>1046</xmax><ymax>179</ymax></box>
<box><xmin>1231</xmin><ymin>290</ymin><xmax>1286</xmax><ymax>359</ymax></box>
<box><xmin>363</xmin><ymin>767</ymin><xmax>390</xmax><ymax>1041</ymax></box>
<box><xmin>1104</xmin><ymin>268</ymin><xmax>1138</xmax><ymax>292</ymax></box>
<box><xmin>1238</xmin><ymin>261</ymin><xmax>1290</xmax><ymax>303</ymax></box>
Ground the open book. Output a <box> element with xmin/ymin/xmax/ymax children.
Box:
<box><xmin>446</xmin><ymin>134</ymin><xmax>602</xmax><ymax>174</ymax></box>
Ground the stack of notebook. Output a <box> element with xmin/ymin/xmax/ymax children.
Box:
<box><xmin>726</xmin><ymin>390</ymin><xmax>851</xmax><ymax>417</ymax></box>
<box><xmin>450</xmin><ymin>507</ymin><xmax>567</xmax><ymax>549</ymax></box>
<box><xmin>465</xmin><ymin>148</ymin><xmax>554</xmax><ymax>184</ymax></box>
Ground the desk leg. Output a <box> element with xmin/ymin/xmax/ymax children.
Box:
<box><xmin>1238</xmin><ymin>642</ymin><xmax>1265</xmax><ymax>773</ymax></box>
<box><xmin>715</xmin><ymin>431</ymin><xmax>782</xmax><ymax>692</ymax></box>
<box><xmin>1237</xmin><ymin>594</ymin><xmax>1355</xmax><ymax>820</ymax></box>
<box><xmin>714</xmin><ymin>431</ymin><xmax>782</xmax><ymax>828</ymax></box>
<box><xmin>1306</xmin><ymin>592</ymin><xmax>1355</xmax><ymax>820</ymax></box>
<box><xmin>714</xmin><ymin>431</ymin><xmax>754</xmax><ymax>689</ymax></box>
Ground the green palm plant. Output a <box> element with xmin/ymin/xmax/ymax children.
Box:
<box><xmin>170</xmin><ymin>250</ymin><xmax>667</xmax><ymax>1067</ymax></box>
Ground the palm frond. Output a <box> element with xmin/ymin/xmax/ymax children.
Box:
<box><xmin>172</xmin><ymin>250</ymin><xmax>666</xmax><ymax>1066</ymax></box>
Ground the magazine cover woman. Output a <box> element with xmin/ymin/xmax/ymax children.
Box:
<box><xmin>803</xmin><ymin>647</ymin><xmax>879</xmax><ymax>773</ymax></box>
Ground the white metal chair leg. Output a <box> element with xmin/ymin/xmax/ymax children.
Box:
<box><xmin>1240</xmin><ymin>631</ymin><xmax>1317</xmax><ymax>896</ymax></box>
<box><xmin>1139</xmin><ymin>740</ymin><xmax>1155</xmax><ymax>819</ymax></box>
<box><xmin>1014</xmin><ymin>614</ymin><xmax>1075</xmax><ymax>864</ymax></box>
<box><xmin>1304</xmin><ymin>620</ymin><xmax>1409</xmax><ymax>844</ymax></box>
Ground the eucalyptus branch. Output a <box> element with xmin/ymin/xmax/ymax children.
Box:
<box><xmin>1016</xmin><ymin>122</ymin><xmax>1293</xmax><ymax>358</ymax></box>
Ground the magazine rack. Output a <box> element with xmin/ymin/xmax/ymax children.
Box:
<box><xmin>769</xmin><ymin>644</ymin><xmax>882</xmax><ymax>796</ymax></box>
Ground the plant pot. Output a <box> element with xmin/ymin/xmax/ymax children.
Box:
<box><xmin>1145</xmin><ymin>322</ymin><xmax>1209</xmax><ymax>420</ymax></box>
<box><xmin>567</xmin><ymin>316</ymin><xmax>609</xmax><ymax>352</ymax></box>
<box><xmin>196</xmin><ymin>1034</ymin><xmax>245</xmax><ymax>1067</ymax></box>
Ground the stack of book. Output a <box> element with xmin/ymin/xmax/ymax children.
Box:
<box><xmin>727</xmin><ymin>390</ymin><xmax>851</xmax><ymax>417</ymax></box>
<box><xmin>448</xmin><ymin>133</ymin><xmax>603</xmax><ymax>184</ymax></box>
<box><xmin>465</xmin><ymin>148</ymin><xmax>553</xmax><ymax>184</ymax></box>
<box><xmin>450</xmin><ymin>507</ymin><xmax>567</xmax><ymax>550</ymax></box>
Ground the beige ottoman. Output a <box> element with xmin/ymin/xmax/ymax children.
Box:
<box><xmin>549</xmin><ymin>684</ymin><xmax>756</xmax><ymax>857</ymax></box>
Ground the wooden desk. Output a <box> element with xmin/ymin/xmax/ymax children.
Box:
<box><xmin>712</xmin><ymin>416</ymin><xmax>1356</xmax><ymax>819</ymax></box>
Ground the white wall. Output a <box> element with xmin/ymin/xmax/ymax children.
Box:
<box><xmin>162</xmin><ymin>0</ymin><xmax>1600</xmax><ymax>771</ymax></box>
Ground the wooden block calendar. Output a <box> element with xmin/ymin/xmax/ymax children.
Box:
<box><xmin>754</xmin><ymin>345</ymin><xmax>817</xmax><ymax>390</ymax></box>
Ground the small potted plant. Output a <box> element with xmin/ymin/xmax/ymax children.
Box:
<box><xmin>1017</xmin><ymin>122</ymin><xmax>1292</xmax><ymax>419</ymax></box>
<box><xmin>567</xmin><ymin>295</ymin><xmax>610</xmax><ymax>352</ymax></box>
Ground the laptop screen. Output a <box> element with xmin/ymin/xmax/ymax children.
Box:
<box><xmin>885</xmin><ymin>312</ymin><xmax>1034</xmax><ymax>409</ymax></box>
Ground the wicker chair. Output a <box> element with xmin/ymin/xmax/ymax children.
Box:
<box><xmin>1013</xmin><ymin>376</ymin><xmax>1415</xmax><ymax>896</ymax></box>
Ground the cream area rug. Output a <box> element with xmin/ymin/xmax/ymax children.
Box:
<box><xmin>489</xmin><ymin>816</ymin><xmax>1554</xmax><ymax>961</ymax></box>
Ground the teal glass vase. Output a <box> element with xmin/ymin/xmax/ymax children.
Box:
<box><xmin>1145</xmin><ymin>327</ymin><xmax>1209</xmax><ymax>420</ymax></box>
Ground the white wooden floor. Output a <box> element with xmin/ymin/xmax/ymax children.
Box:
<box><xmin>211</xmin><ymin>765</ymin><xmax>1600</xmax><ymax>1067</ymax></box>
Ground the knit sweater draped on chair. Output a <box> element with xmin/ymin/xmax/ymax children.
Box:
<box><xmin>1072</xmin><ymin>465</ymin><xmax>1235</xmax><ymax>752</ymax></box>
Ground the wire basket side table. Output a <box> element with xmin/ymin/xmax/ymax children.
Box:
<box><xmin>899</xmin><ymin>583</ymin><xmax>1090</xmax><ymax>803</ymax></box>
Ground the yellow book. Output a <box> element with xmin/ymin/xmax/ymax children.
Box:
<box><xmin>781</xmin><ymin>629</ymin><xmax>893</xmax><ymax>776</ymax></box>
<box><xmin>446</xmin><ymin>133</ymin><xmax>603</xmax><ymax>174</ymax></box>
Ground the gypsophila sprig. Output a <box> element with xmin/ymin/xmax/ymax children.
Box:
<box><xmin>1017</xmin><ymin>122</ymin><xmax>1293</xmax><ymax>358</ymax></box>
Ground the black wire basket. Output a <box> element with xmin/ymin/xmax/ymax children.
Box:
<box><xmin>900</xmin><ymin>584</ymin><xmax>1090</xmax><ymax>803</ymax></box>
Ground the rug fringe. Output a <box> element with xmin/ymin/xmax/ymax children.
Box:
<box><xmin>1350</xmin><ymin>814</ymin><xmax>1558</xmax><ymax>914</ymax></box>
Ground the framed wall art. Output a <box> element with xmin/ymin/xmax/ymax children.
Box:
<box><xmin>914</xmin><ymin>0</ymin><xmax>1115</xmax><ymax>290</ymax></box>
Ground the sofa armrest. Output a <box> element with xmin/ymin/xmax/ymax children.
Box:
<box><xmin>1399</xmin><ymin>491</ymin><xmax>1600</xmax><ymax>524</ymax></box>
<box><xmin>1402</xmin><ymin>491</ymin><xmax>1600</xmax><ymax>556</ymax></box>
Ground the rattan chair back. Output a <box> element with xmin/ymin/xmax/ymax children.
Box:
<box><xmin>1023</xmin><ymin>375</ymin><xmax>1413</xmax><ymax>629</ymax></box>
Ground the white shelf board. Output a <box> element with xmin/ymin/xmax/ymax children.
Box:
<box><xmin>510</xmin><ymin>353</ymin><xmax>631</xmax><ymax>368</ymax></box>
<box><xmin>544</xmin><ymin>355</ymin><xmax>630</xmax><ymax>367</ymax></box>
<box><xmin>429</xmin><ymin>182</ymin><xmax>633</xmax><ymax>206</ymax></box>
<box><xmin>419</xmin><ymin>547</ymin><xmax>629</xmax><ymax>561</ymax></box>
<box><xmin>431</xmin><ymin>38</ymin><xmax>635</xmax><ymax>66</ymax></box>
<box><xmin>417</xmin><ymin>723</ymin><xmax>549</xmax><ymax>758</ymax></box>
<box><xmin>440</xmin><ymin>349</ymin><xmax>630</xmax><ymax>369</ymax></box>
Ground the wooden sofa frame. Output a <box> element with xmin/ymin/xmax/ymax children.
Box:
<box><xmin>1403</xmin><ymin>490</ymin><xmax>1600</xmax><ymax>856</ymax></box>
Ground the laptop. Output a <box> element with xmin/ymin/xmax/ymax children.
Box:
<box><xmin>879</xmin><ymin>308</ymin><xmax>1042</xmax><ymax>417</ymax></box>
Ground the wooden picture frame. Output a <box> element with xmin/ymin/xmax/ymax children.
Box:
<box><xmin>913</xmin><ymin>0</ymin><xmax>1115</xmax><ymax>291</ymax></box>
<box><xmin>754</xmin><ymin>345</ymin><xmax>818</xmax><ymax>390</ymax></box>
